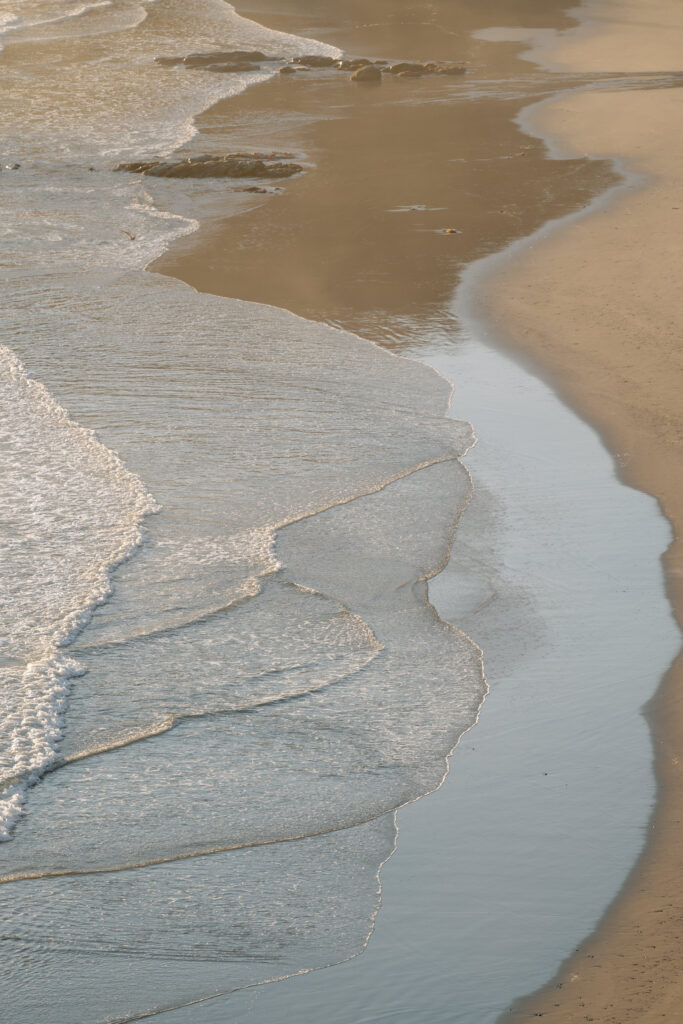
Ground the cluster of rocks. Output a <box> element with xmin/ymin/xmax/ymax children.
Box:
<box><xmin>155</xmin><ymin>49</ymin><xmax>466</xmax><ymax>82</ymax></box>
<box><xmin>114</xmin><ymin>152</ymin><xmax>302</xmax><ymax>180</ymax></box>
<box><xmin>120</xmin><ymin>51</ymin><xmax>467</xmax><ymax>184</ymax></box>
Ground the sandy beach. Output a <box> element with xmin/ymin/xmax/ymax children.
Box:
<box><xmin>467</xmin><ymin>3</ymin><xmax>683</xmax><ymax>1021</ymax></box>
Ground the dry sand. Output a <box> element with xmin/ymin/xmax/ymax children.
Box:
<box><xmin>477</xmin><ymin>4</ymin><xmax>683</xmax><ymax>1021</ymax></box>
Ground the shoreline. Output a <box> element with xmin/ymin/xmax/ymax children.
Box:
<box><xmin>147</xmin><ymin>0</ymin><xmax>682</xmax><ymax>1019</ymax></box>
<box><xmin>466</xmin><ymin>3</ymin><xmax>683</xmax><ymax>1020</ymax></box>
<box><xmin>199</xmin><ymin>327</ymin><xmax>675</xmax><ymax>1024</ymax></box>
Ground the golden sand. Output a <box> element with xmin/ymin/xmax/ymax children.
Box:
<box><xmin>485</xmin><ymin>5</ymin><xmax>683</xmax><ymax>1020</ymax></box>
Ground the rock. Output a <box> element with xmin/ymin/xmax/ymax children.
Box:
<box><xmin>290</xmin><ymin>54</ymin><xmax>336</xmax><ymax>68</ymax></box>
<box><xmin>155</xmin><ymin>51</ymin><xmax>272</xmax><ymax>74</ymax></box>
<box><xmin>156</xmin><ymin>50</ymin><xmax>269</xmax><ymax>69</ymax></box>
<box><xmin>351</xmin><ymin>64</ymin><xmax>382</xmax><ymax>83</ymax></box>
<box><xmin>387</xmin><ymin>62</ymin><xmax>427</xmax><ymax>75</ymax></box>
<box><xmin>335</xmin><ymin>57</ymin><xmax>375</xmax><ymax>70</ymax></box>
<box><xmin>115</xmin><ymin>153</ymin><xmax>303</xmax><ymax>180</ymax></box>
<box><xmin>397</xmin><ymin>70</ymin><xmax>425</xmax><ymax>78</ymax></box>
<box><xmin>279</xmin><ymin>66</ymin><xmax>296</xmax><ymax>74</ymax></box>
<box><xmin>236</xmin><ymin>186</ymin><xmax>269</xmax><ymax>193</ymax></box>
<box><xmin>436</xmin><ymin>63</ymin><xmax>466</xmax><ymax>76</ymax></box>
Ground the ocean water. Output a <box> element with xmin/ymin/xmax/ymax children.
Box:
<box><xmin>0</xmin><ymin>2</ymin><xmax>487</xmax><ymax>1020</ymax></box>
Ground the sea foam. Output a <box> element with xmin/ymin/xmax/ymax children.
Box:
<box><xmin>0</xmin><ymin>345</ymin><xmax>157</xmax><ymax>839</ymax></box>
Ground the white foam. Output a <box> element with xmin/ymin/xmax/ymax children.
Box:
<box><xmin>0</xmin><ymin>0</ymin><xmax>115</xmax><ymax>42</ymax></box>
<box><xmin>0</xmin><ymin>346</ymin><xmax>158</xmax><ymax>839</ymax></box>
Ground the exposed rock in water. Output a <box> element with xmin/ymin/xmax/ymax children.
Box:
<box><xmin>279</xmin><ymin>66</ymin><xmax>296</xmax><ymax>75</ymax></box>
<box><xmin>436</xmin><ymin>63</ymin><xmax>467</xmax><ymax>76</ymax></box>
<box><xmin>114</xmin><ymin>153</ymin><xmax>303</xmax><ymax>180</ymax></box>
<box><xmin>336</xmin><ymin>57</ymin><xmax>377</xmax><ymax>71</ymax></box>
<box><xmin>154</xmin><ymin>49</ymin><xmax>466</xmax><ymax>81</ymax></box>
<box><xmin>351</xmin><ymin>64</ymin><xmax>382</xmax><ymax>83</ymax></box>
<box><xmin>156</xmin><ymin>50</ymin><xmax>269</xmax><ymax>72</ymax></box>
<box><xmin>388</xmin><ymin>60</ymin><xmax>466</xmax><ymax>78</ymax></box>
<box><xmin>290</xmin><ymin>54</ymin><xmax>336</xmax><ymax>68</ymax></box>
<box><xmin>387</xmin><ymin>61</ymin><xmax>428</xmax><ymax>75</ymax></box>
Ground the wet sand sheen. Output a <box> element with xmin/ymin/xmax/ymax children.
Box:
<box><xmin>153</xmin><ymin>1</ymin><xmax>617</xmax><ymax>348</ymax></box>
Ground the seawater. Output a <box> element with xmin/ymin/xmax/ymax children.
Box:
<box><xmin>0</xmin><ymin>2</ymin><xmax>486</xmax><ymax>1019</ymax></box>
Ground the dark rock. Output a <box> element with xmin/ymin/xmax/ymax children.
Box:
<box><xmin>290</xmin><ymin>54</ymin><xmax>336</xmax><ymax>68</ymax></box>
<box><xmin>387</xmin><ymin>62</ymin><xmax>427</xmax><ymax>75</ymax></box>
<box><xmin>436</xmin><ymin>63</ymin><xmax>466</xmax><ymax>76</ymax></box>
<box><xmin>115</xmin><ymin>153</ymin><xmax>303</xmax><ymax>180</ymax></box>
<box><xmin>236</xmin><ymin>186</ymin><xmax>269</xmax><ymax>193</ymax></box>
<box><xmin>336</xmin><ymin>57</ymin><xmax>377</xmax><ymax>70</ymax></box>
<box><xmin>156</xmin><ymin>50</ymin><xmax>269</xmax><ymax>69</ymax></box>
<box><xmin>351</xmin><ymin>64</ymin><xmax>382</xmax><ymax>83</ymax></box>
<box><xmin>397</xmin><ymin>70</ymin><xmax>425</xmax><ymax>78</ymax></box>
<box><xmin>279</xmin><ymin>65</ymin><xmax>296</xmax><ymax>74</ymax></box>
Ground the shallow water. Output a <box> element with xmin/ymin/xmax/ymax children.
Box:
<box><xmin>1</xmin><ymin>3</ymin><xmax>486</xmax><ymax>1019</ymax></box>
<box><xmin>173</xmin><ymin>321</ymin><xmax>678</xmax><ymax>1024</ymax></box>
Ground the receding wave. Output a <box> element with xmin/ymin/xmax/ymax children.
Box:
<box><xmin>0</xmin><ymin>346</ymin><xmax>157</xmax><ymax>841</ymax></box>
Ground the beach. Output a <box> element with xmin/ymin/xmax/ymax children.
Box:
<box><xmin>0</xmin><ymin>1</ymin><xmax>680</xmax><ymax>1022</ymax></box>
<box><xmin>473</xmin><ymin>3</ymin><xmax>683</xmax><ymax>1020</ymax></box>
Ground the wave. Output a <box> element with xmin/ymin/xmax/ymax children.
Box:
<box><xmin>0</xmin><ymin>3</ymin><xmax>486</xmax><ymax>1020</ymax></box>
<box><xmin>0</xmin><ymin>346</ymin><xmax>158</xmax><ymax>840</ymax></box>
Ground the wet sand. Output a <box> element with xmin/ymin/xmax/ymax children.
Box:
<box><xmin>466</xmin><ymin>4</ymin><xmax>683</xmax><ymax>1022</ymax></box>
<box><xmin>153</xmin><ymin>2</ymin><xmax>616</xmax><ymax>348</ymax></box>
